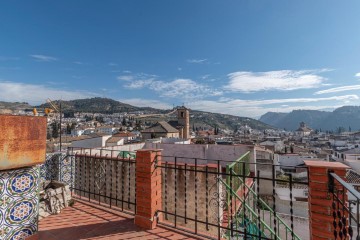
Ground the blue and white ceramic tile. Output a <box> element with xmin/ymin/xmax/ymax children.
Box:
<box><xmin>0</xmin><ymin>167</ymin><xmax>39</xmax><ymax>240</ymax></box>
<box><xmin>41</xmin><ymin>153</ymin><xmax>74</xmax><ymax>186</ymax></box>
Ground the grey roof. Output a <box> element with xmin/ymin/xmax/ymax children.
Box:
<box><xmin>168</xmin><ymin>120</ymin><xmax>184</xmax><ymax>129</ymax></box>
<box><xmin>141</xmin><ymin>121</ymin><xmax>179</xmax><ymax>133</ymax></box>
<box><xmin>342</xmin><ymin>148</ymin><xmax>360</xmax><ymax>154</ymax></box>
<box><xmin>87</xmin><ymin>133</ymin><xmax>111</xmax><ymax>138</ymax></box>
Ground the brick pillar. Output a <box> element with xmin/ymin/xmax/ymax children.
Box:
<box><xmin>134</xmin><ymin>149</ymin><xmax>162</xmax><ymax>229</ymax></box>
<box><xmin>304</xmin><ymin>161</ymin><xmax>349</xmax><ymax>240</ymax></box>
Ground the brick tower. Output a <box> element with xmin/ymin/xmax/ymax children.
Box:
<box><xmin>177</xmin><ymin>106</ymin><xmax>190</xmax><ymax>139</ymax></box>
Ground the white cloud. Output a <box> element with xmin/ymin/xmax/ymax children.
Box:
<box><xmin>0</xmin><ymin>81</ymin><xmax>97</xmax><ymax>104</ymax></box>
<box><xmin>355</xmin><ymin>72</ymin><xmax>360</xmax><ymax>78</ymax></box>
<box><xmin>73</xmin><ymin>61</ymin><xmax>84</xmax><ymax>65</ymax></box>
<box><xmin>108</xmin><ymin>62</ymin><xmax>118</xmax><ymax>66</ymax></box>
<box><xmin>225</xmin><ymin>70</ymin><xmax>326</xmax><ymax>92</ymax></box>
<box><xmin>225</xmin><ymin>95</ymin><xmax>359</xmax><ymax>106</ymax></box>
<box><xmin>186</xmin><ymin>95</ymin><xmax>359</xmax><ymax>118</ymax></box>
<box><xmin>117</xmin><ymin>75</ymin><xmax>134</xmax><ymax>81</ymax></box>
<box><xmin>118</xmin><ymin>98</ymin><xmax>172</xmax><ymax>109</ymax></box>
<box><xmin>30</xmin><ymin>54</ymin><xmax>58</xmax><ymax>62</ymax></box>
<box><xmin>149</xmin><ymin>79</ymin><xmax>222</xmax><ymax>98</ymax></box>
<box><xmin>126</xmin><ymin>79</ymin><xmax>154</xmax><ymax>89</ymax></box>
<box><xmin>121</xmin><ymin>73</ymin><xmax>222</xmax><ymax>99</ymax></box>
<box><xmin>117</xmin><ymin>73</ymin><xmax>156</xmax><ymax>82</ymax></box>
<box><xmin>187</xmin><ymin>59</ymin><xmax>207</xmax><ymax>64</ymax></box>
<box><xmin>315</xmin><ymin>85</ymin><xmax>360</xmax><ymax>95</ymax></box>
<box><xmin>201</xmin><ymin>74</ymin><xmax>211</xmax><ymax>80</ymax></box>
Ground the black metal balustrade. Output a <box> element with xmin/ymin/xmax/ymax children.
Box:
<box><xmin>156</xmin><ymin>154</ymin><xmax>308</xmax><ymax>240</ymax></box>
<box><xmin>67</xmin><ymin>147</ymin><xmax>137</xmax><ymax>214</ymax></box>
<box><xmin>329</xmin><ymin>172</ymin><xmax>360</xmax><ymax>240</ymax></box>
<box><xmin>43</xmin><ymin>148</ymin><xmax>313</xmax><ymax>239</ymax></box>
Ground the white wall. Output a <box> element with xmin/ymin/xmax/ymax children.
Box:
<box><xmin>106</xmin><ymin>143</ymin><xmax>145</xmax><ymax>152</ymax></box>
<box><xmin>144</xmin><ymin>143</ymin><xmax>255</xmax><ymax>168</ymax></box>
<box><xmin>345</xmin><ymin>154</ymin><xmax>360</xmax><ymax>161</ymax></box>
<box><xmin>276</xmin><ymin>186</ymin><xmax>308</xmax><ymax>201</ymax></box>
<box><xmin>71</xmin><ymin>142</ymin><xmax>145</xmax><ymax>156</ymax></box>
<box><xmin>329</xmin><ymin>139</ymin><xmax>347</xmax><ymax>147</ymax></box>
<box><xmin>260</xmin><ymin>141</ymin><xmax>284</xmax><ymax>152</ymax></box>
<box><xmin>345</xmin><ymin>159</ymin><xmax>360</xmax><ymax>172</ymax></box>
<box><xmin>106</xmin><ymin>138</ymin><xmax>124</xmax><ymax>147</ymax></box>
<box><xmin>71</xmin><ymin>136</ymin><xmax>111</xmax><ymax>148</ymax></box>
<box><xmin>268</xmin><ymin>196</ymin><xmax>309</xmax><ymax>218</ymax></box>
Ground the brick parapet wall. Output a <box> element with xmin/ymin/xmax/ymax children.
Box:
<box><xmin>134</xmin><ymin>149</ymin><xmax>162</xmax><ymax>229</ymax></box>
<box><xmin>305</xmin><ymin>161</ymin><xmax>350</xmax><ymax>240</ymax></box>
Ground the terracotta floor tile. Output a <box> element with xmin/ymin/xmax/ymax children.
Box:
<box><xmin>39</xmin><ymin>199</ymin><xmax>206</xmax><ymax>240</ymax></box>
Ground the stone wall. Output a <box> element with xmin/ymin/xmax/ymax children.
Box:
<box><xmin>39</xmin><ymin>181</ymin><xmax>72</xmax><ymax>220</ymax></box>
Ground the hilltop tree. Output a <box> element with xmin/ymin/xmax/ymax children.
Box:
<box><xmin>195</xmin><ymin>138</ymin><xmax>205</xmax><ymax>144</ymax></box>
<box><xmin>95</xmin><ymin>116</ymin><xmax>104</xmax><ymax>123</ymax></box>
<box><xmin>84</xmin><ymin>115</ymin><xmax>93</xmax><ymax>122</ymax></box>
<box><xmin>47</xmin><ymin>128</ymin><xmax>52</xmax><ymax>140</ymax></box>
<box><xmin>64</xmin><ymin>111</ymin><xmax>75</xmax><ymax>118</ymax></box>
<box><xmin>122</xmin><ymin>117</ymin><xmax>127</xmax><ymax>126</ymax></box>
<box><xmin>290</xmin><ymin>145</ymin><xmax>294</xmax><ymax>153</ymax></box>
<box><xmin>336</xmin><ymin>126</ymin><xmax>345</xmax><ymax>134</ymax></box>
<box><xmin>234</xmin><ymin>126</ymin><xmax>238</xmax><ymax>134</ymax></box>
<box><xmin>135</xmin><ymin>120</ymin><xmax>142</xmax><ymax>130</ymax></box>
<box><xmin>51</xmin><ymin>122</ymin><xmax>59</xmax><ymax>138</ymax></box>
<box><xmin>66</xmin><ymin>124</ymin><xmax>71</xmax><ymax>134</ymax></box>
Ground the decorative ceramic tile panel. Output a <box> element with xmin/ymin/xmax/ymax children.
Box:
<box><xmin>0</xmin><ymin>167</ymin><xmax>39</xmax><ymax>240</ymax></box>
<box><xmin>40</xmin><ymin>153</ymin><xmax>73</xmax><ymax>186</ymax></box>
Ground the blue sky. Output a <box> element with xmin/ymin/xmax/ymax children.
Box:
<box><xmin>1</xmin><ymin>1</ymin><xmax>360</xmax><ymax>118</ymax></box>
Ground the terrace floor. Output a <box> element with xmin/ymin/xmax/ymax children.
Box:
<box><xmin>38</xmin><ymin>199</ymin><xmax>206</xmax><ymax>240</ymax></box>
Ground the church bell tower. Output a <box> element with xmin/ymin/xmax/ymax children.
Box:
<box><xmin>177</xmin><ymin>106</ymin><xmax>190</xmax><ymax>139</ymax></box>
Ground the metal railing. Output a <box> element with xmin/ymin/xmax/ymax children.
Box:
<box><xmin>43</xmin><ymin>148</ymin><xmax>137</xmax><ymax>214</ymax></box>
<box><xmin>224</xmin><ymin>169</ymin><xmax>302</xmax><ymax>240</ymax></box>
<box><xmin>43</xmin><ymin>149</ymin><xmax>309</xmax><ymax>239</ymax></box>
<box><xmin>226</xmin><ymin>151</ymin><xmax>251</xmax><ymax>194</ymax></box>
<box><xmin>157</xmin><ymin>155</ymin><xmax>307</xmax><ymax>240</ymax></box>
<box><xmin>329</xmin><ymin>172</ymin><xmax>360</xmax><ymax>239</ymax></box>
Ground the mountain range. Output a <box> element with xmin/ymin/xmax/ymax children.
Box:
<box><xmin>0</xmin><ymin>97</ymin><xmax>272</xmax><ymax>131</ymax></box>
<box><xmin>259</xmin><ymin>106</ymin><xmax>360</xmax><ymax>131</ymax></box>
<box><xmin>4</xmin><ymin>98</ymin><xmax>360</xmax><ymax>132</ymax></box>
